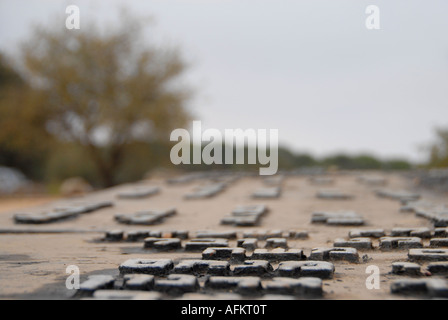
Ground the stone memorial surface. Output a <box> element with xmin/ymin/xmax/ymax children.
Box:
<box><xmin>3</xmin><ymin>172</ymin><xmax>448</xmax><ymax>300</ymax></box>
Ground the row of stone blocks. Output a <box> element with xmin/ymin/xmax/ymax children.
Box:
<box><xmin>316</xmin><ymin>190</ymin><xmax>354</xmax><ymax>200</ymax></box>
<box><xmin>392</xmin><ymin>261</ymin><xmax>448</xmax><ymax>276</ymax></box>
<box><xmin>391</xmin><ymin>278</ymin><xmax>448</xmax><ymax>298</ymax></box>
<box><xmin>220</xmin><ymin>205</ymin><xmax>269</xmax><ymax>227</ymax></box>
<box><xmin>78</xmin><ymin>274</ymin><xmax>324</xmax><ymax>299</ymax></box>
<box><xmin>104</xmin><ymin>229</ymin><xmax>309</xmax><ymax>242</ymax></box>
<box><xmin>408</xmin><ymin>248</ymin><xmax>448</xmax><ymax>262</ymax></box>
<box><xmin>117</xmin><ymin>258</ymin><xmax>336</xmax><ymax>279</ymax></box>
<box><xmin>417</xmin><ymin>210</ymin><xmax>448</xmax><ymax>228</ymax></box>
<box><xmin>185</xmin><ymin>183</ymin><xmax>227</xmax><ymax>199</ymax></box>
<box><xmin>311</xmin><ymin>211</ymin><xmax>364</xmax><ymax>226</ymax></box>
<box><xmin>252</xmin><ymin>187</ymin><xmax>282</xmax><ymax>199</ymax></box>
<box><xmin>14</xmin><ymin>201</ymin><xmax>113</xmax><ymax>224</ymax></box>
<box><xmin>203</xmin><ymin>247</ymin><xmax>360</xmax><ymax>263</ymax></box>
<box><xmin>399</xmin><ymin>200</ymin><xmax>448</xmax><ymax>227</ymax></box>
<box><xmin>333</xmin><ymin>236</ymin><xmax>448</xmax><ymax>251</ymax></box>
<box><xmin>116</xmin><ymin>186</ymin><xmax>160</xmax><ymax>199</ymax></box>
<box><xmin>375</xmin><ymin>189</ymin><xmax>421</xmax><ymax>202</ymax></box>
<box><xmin>114</xmin><ymin>208</ymin><xmax>177</xmax><ymax>225</ymax></box>
<box><xmin>142</xmin><ymin>238</ymin><xmax>310</xmax><ymax>252</ymax></box>
<box><xmin>140</xmin><ymin>236</ymin><xmax>361</xmax><ymax>263</ymax></box>
<box><xmin>349</xmin><ymin>227</ymin><xmax>448</xmax><ymax>239</ymax></box>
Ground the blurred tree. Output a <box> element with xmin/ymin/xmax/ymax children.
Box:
<box><xmin>294</xmin><ymin>153</ymin><xmax>317</xmax><ymax>167</ymax></box>
<box><xmin>383</xmin><ymin>159</ymin><xmax>412</xmax><ymax>170</ymax></box>
<box><xmin>428</xmin><ymin>128</ymin><xmax>448</xmax><ymax>167</ymax></box>
<box><xmin>351</xmin><ymin>155</ymin><xmax>382</xmax><ymax>170</ymax></box>
<box><xmin>0</xmin><ymin>54</ymin><xmax>24</xmax><ymax>88</ymax></box>
<box><xmin>20</xmin><ymin>14</ymin><xmax>192</xmax><ymax>187</ymax></box>
<box><xmin>322</xmin><ymin>154</ymin><xmax>353</xmax><ymax>169</ymax></box>
<box><xmin>0</xmin><ymin>53</ymin><xmax>53</xmax><ymax>179</ymax></box>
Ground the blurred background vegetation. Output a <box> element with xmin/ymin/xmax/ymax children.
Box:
<box><xmin>0</xmin><ymin>13</ymin><xmax>445</xmax><ymax>193</ymax></box>
<box><xmin>0</xmin><ymin>14</ymin><xmax>191</xmax><ymax>191</ymax></box>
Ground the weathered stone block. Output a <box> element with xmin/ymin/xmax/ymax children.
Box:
<box><xmin>126</xmin><ymin>230</ymin><xmax>150</xmax><ymax>242</ymax></box>
<box><xmin>376</xmin><ymin>189</ymin><xmax>420</xmax><ymax>202</ymax></box>
<box><xmin>349</xmin><ymin>229</ymin><xmax>385</xmax><ymax>238</ymax></box>
<box><xmin>391</xmin><ymin>279</ymin><xmax>428</xmax><ymax>295</ymax></box>
<box><xmin>14</xmin><ymin>210</ymin><xmax>80</xmax><ymax>224</ymax></box>
<box><xmin>53</xmin><ymin>201</ymin><xmax>113</xmax><ymax>214</ymax></box>
<box><xmin>221</xmin><ymin>215</ymin><xmax>260</xmax><ymax>227</ymax></box>
<box><xmin>119</xmin><ymin>259</ymin><xmax>174</xmax><ymax>276</ymax></box>
<box><xmin>251</xmin><ymin>248</ymin><xmax>306</xmax><ymax>262</ymax></box>
<box><xmin>264</xmin><ymin>277</ymin><xmax>323</xmax><ymax>297</ymax></box>
<box><xmin>122</xmin><ymin>274</ymin><xmax>155</xmax><ymax>291</ymax></box>
<box><xmin>92</xmin><ymin>290</ymin><xmax>161</xmax><ymax>300</ymax></box>
<box><xmin>185</xmin><ymin>239</ymin><xmax>229</xmax><ymax>251</ymax></box>
<box><xmin>333</xmin><ymin>238</ymin><xmax>373</xmax><ymax>250</ymax></box>
<box><xmin>316</xmin><ymin>190</ymin><xmax>353</xmax><ymax>200</ymax></box>
<box><xmin>349</xmin><ymin>229</ymin><xmax>386</xmax><ymax>238</ymax></box>
<box><xmin>312</xmin><ymin>211</ymin><xmax>364</xmax><ymax>226</ymax></box>
<box><xmin>115</xmin><ymin>208</ymin><xmax>176</xmax><ymax>225</ymax></box>
<box><xmin>105</xmin><ymin>230</ymin><xmax>124</xmax><ymax>242</ymax></box>
<box><xmin>171</xmin><ymin>230</ymin><xmax>189</xmax><ymax>240</ymax></box>
<box><xmin>237</xmin><ymin>238</ymin><xmax>258</xmax><ymax>251</ymax></box>
<box><xmin>243</xmin><ymin>230</ymin><xmax>283</xmax><ymax>240</ymax></box>
<box><xmin>117</xmin><ymin>186</ymin><xmax>160</xmax><ymax>199</ymax></box>
<box><xmin>185</xmin><ymin>183</ymin><xmax>226</xmax><ymax>199</ymax></box>
<box><xmin>434</xmin><ymin>216</ymin><xmax>448</xmax><ymax>228</ymax></box>
<box><xmin>276</xmin><ymin>261</ymin><xmax>334</xmax><ymax>279</ymax></box>
<box><xmin>430</xmin><ymin>238</ymin><xmax>448</xmax><ymax>248</ymax></box>
<box><xmin>154</xmin><ymin>274</ymin><xmax>199</xmax><ymax>295</ymax></box>
<box><xmin>173</xmin><ymin>260</ymin><xmax>230</xmax><ymax>276</ymax></box>
<box><xmin>232</xmin><ymin>260</ymin><xmax>273</xmax><ymax>276</ymax></box>
<box><xmin>408</xmin><ymin>249</ymin><xmax>448</xmax><ymax>262</ymax></box>
<box><xmin>252</xmin><ymin>187</ymin><xmax>281</xmax><ymax>199</ymax></box>
<box><xmin>202</xmin><ymin>247</ymin><xmax>246</xmax><ymax>262</ymax></box>
<box><xmin>265</xmin><ymin>238</ymin><xmax>288</xmax><ymax>249</ymax></box>
<box><xmin>427</xmin><ymin>262</ymin><xmax>448</xmax><ymax>275</ymax></box>
<box><xmin>196</xmin><ymin>231</ymin><xmax>237</xmax><ymax>239</ymax></box>
<box><xmin>286</xmin><ymin>230</ymin><xmax>309</xmax><ymax>239</ymax></box>
<box><xmin>434</xmin><ymin>228</ymin><xmax>448</xmax><ymax>238</ymax></box>
<box><xmin>327</xmin><ymin>218</ymin><xmax>364</xmax><ymax>226</ymax></box>
<box><xmin>391</xmin><ymin>279</ymin><xmax>448</xmax><ymax>298</ymax></box>
<box><xmin>232</xmin><ymin>205</ymin><xmax>268</xmax><ymax>216</ymax></box>
<box><xmin>391</xmin><ymin>262</ymin><xmax>421</xmax><ymax>276</ymax></box>
<box><xmin>391</xmin><ymin>228</ymin><xmax>432</xmax><ymax>239</ymax></box>
<box><xmin>205</xmin><ymin>276</ymin><xmax>262</xmax><ymax>296</ymax></box>
<box><xmin>78</xmin><ymin>275</ymin><xmax>115</xmax><ymax>296</ymax></box>
<box><xmin>380</xmin><ymin>237</ymin><xmax>423</xmax><ymax>250</ymax></box>
<box><xmin>143</xmin><ymin>238</ymin><xmax>182</xmax><ymax>250</ymax></box>
<box><xmin>309</xmin><ymin>247</ymin><xmax>359</xmax><ymax>263</ymax></box>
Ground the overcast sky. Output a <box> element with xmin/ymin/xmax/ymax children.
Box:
<box><xmin>1</xmin><ymin>0</ymin><xmax>447</xmax><ymax>162</ymax></box>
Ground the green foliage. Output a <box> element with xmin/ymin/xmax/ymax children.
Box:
<box><xmin>0</xmin><ymin>13</ymin><xmax>192</xmax><ymax>187</ymax></box>
<box><xmin>428</xmin><ymin>128</ymin><xmax>448</xmax><ymax>168</ymax></box>
<box><xmin>383</xmin><ymin>159</ymin><xmax>412</xmax><ymax>170</ymax></box>
<box><xmin>0</xmin><ymin>53</ymin><xmax>53</xmax><ymax>180</ymax></box>
<box><xmin>321</xmin><ymin>154</ymin><xmax>411</xmax><ymax>170</ymax></box>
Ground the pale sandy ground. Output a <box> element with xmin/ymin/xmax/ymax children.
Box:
<box><xmin>0</xmin><ymin>172</ymin><xmax>445</xmax><ymax>300</ymax></box>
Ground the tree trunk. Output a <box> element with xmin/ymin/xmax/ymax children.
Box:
<box><xmin>86</xmin><ymin>144</ymin><xmax>119</xmax><ymax>188</ymax></box>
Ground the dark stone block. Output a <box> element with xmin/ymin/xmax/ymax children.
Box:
<box><xmin>119</xmin><ymin>259</ymin><xmax>174</xmax><ymax>276</ymax></box>
<box><xmin>276</xmin><ymin>261</ymin><xmax>334</xmax><ymax>279</ymax></box>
